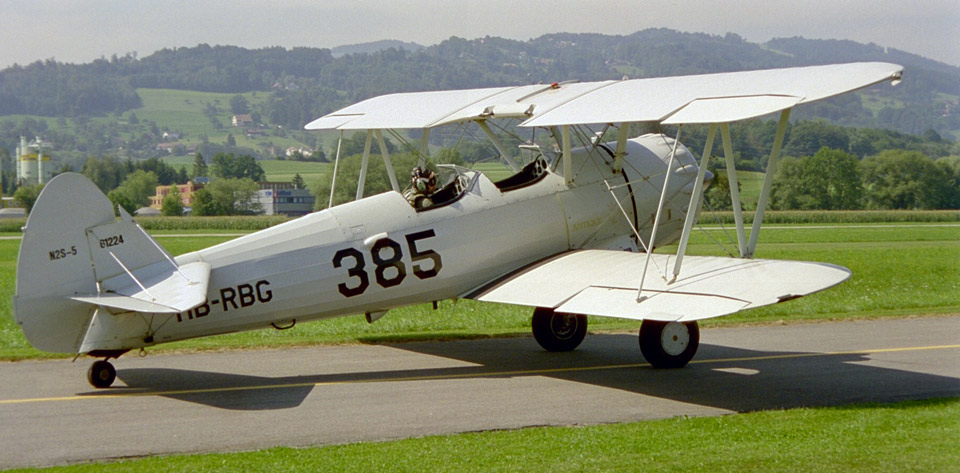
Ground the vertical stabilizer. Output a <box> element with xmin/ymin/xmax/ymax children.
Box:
<box><xmin>15</xmin><ymin>174</ymin><xmax>115</xmax><ymax>352</ymax></box>
<box><xmin>14</xmin><ymin>173</ymin><xmax>207</xmax><ymax>354</ymax></box>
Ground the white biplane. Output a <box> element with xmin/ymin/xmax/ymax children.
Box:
<box><xmin>14</xmin><ymin>62</ymin><xmax>902</xmax><ymax>388</ymax></box>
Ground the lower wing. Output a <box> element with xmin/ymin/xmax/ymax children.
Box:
<box><xmin>465</xmin><ymin>250</ymin><xmax>850</xmax><ymax>322</ymax></box>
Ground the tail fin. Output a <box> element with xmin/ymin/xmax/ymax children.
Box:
<box><xmin>14</xmin><ymin>173</ymin><xmax>209</xmax><ymax>354</ymax></box>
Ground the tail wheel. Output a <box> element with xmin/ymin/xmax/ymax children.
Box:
<box><xmin>532</xmin><ymin>307</ymin><xmax>587</xmax><ymax>352</ymax></box>
<box><xmin>87</xmin><ymin>360</ymin><xmax>116</xmax><ymax>389</ymax></box>
<box><xmin>639</xmin><ymin>320</ymin><xmax>699</xmax><ymax>368</ymax></box>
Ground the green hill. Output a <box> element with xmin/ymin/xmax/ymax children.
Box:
<box><xmin>1</xmin><ymin>30</ymin><xmax>957</xmax><ymax>173</ymax></box>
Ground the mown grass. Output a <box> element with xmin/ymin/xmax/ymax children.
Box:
<box><xmin>0</xmin><ymin>222</ymin><xmax>957</xmax><ymax>360</ymax></box>
<box><xmin>11</xmin><ymin>398</ymin><xmax>958</xmax><ymax>473</ymax></box>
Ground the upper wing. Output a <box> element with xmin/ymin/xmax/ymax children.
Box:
<box><xmin>305</xmin><ymin>62</ymin><xmax>902</xmax><ymax>130</ymax></box>
<box><xmin>464</xmin><ymin>250</ymin><xmax>850</xmax><ymax>322</ymax></box>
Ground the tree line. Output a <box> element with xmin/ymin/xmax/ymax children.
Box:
<box><xmin>769</xmin><ymin>148</ymin><xmax>960</xmax><ymax>210</ymax></box>
<box><xmin>14</xmin><ymin>152</ymin><xmax>270</xmax><ymax>216</ymax></box>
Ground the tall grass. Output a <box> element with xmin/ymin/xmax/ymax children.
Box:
<box><xmin>1</xmin><ymin>210</ymin><xmax>956</xmax><ymax>235</ymax></box>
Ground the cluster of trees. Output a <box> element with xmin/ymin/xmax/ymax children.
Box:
<box><xmin>676</xmin><ymin>119</ymin><xmax>957</xmax><ymax>173</ymax></box>
<box><xmin>47</xmin><ymin>152</ymin><xmax>269</xmax><ymax>216</ymax></box>
<box><xmin>178</xmin><ymin>152</ymin><xmax>266</xmax><ymax>216</ymax></box>
<box><xmin>189</xmin><ymin>178</ymin><xmax>261</xmax><ymax>216</ymax></box>
<box><xmin>771</xmin><ymin>148</ymin><xmax>960</xmax><ymax>210</ymax></box>
<box><xmin>81</xmin><ymin>155</ymin><xmax>188</xmax><ymax>192</ymax></box>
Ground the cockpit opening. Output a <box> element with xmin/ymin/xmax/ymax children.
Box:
<box><xmin>403</xmin><ymin>164</ymin><xmax>478</xmax><ymax>212</ymax></box>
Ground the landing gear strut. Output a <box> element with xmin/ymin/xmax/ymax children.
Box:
<box><xmin>87</xmin><ymin>360</ymin><xmax>116</xmax><ymax>389</ymax></box>
<box><xmin>532</xmin><ymin>307</ymin><xmax>587</xmax><ymax>352</ymax></box>
<box><xmin>639</xmin><ymin>320</ymin><xmax>699</xmax><ymax>368</ymax></box>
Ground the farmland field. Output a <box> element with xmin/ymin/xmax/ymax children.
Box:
<box><xmin>156</xmin><ymin>157</ymin><xmax>329</xmax><ymax>183</ymax></box>
<box><xmin>258</xmin><ymin>160</ymin><xmax>329</xmax><ymax>183</ymax></box>
<box><xmin>0</xmin><ymin>222</ymin><xmax>956</xmax><ymax>360</ymax></box>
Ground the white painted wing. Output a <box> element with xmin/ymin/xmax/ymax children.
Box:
<box><xmin>305</xmin><ymin>62</ymin><xmax>902</xmax><ymax>130</ymax></box>
<box><xmin>466</xmin><ymin>250</ymin><xmax>850</xmax><ymax>322</ymax></box>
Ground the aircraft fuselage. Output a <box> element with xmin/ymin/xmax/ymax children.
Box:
<box><xmin>117</xmin><ymin>136</ymin><xmax>702</xmax><ymax>349</ymax></box>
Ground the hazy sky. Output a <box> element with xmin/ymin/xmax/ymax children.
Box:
<box><xmin>2</xmin><ymin>0</ymin><xmax>958</xmax><ymax>68</ymax></box>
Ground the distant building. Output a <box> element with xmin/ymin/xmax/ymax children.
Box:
<box><xmin>258</xmin><ymin>181</ymin><xmax>294</xmax><ymax>192</ymax></box>
<box><xmin>15</xmin><ymin>136</ymin><xmax>54</xmax><ymax>185</ymax></box>
<box><xmin>232</xmin><ymin>114</ymin><xmax>253</xmax><ymax>127</ymax></box>
<box><xmin>257</xmin><ymin>188</ymin><xmax>315</xmax><ymax>216</ymax></box>
<box><xmin>155</xmin><ymin>143</ymin><xmax>178</xmax><ymax>154</ymax></box>
<box><xmin>150</xmin><ymin>182</ymin><xmax>205</xmax><ymax>209</ymax></box>
<box><xmin>285</xmin><ymin>146</ymin><xmax>313</xmax><ymax>158</ymax></box>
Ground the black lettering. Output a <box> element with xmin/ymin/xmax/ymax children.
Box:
<box><xmin>372</xmin><ymin>238</ymin><xmax>406</xmax><ymax>288</ymax></box>
<box><xmin>256</xmin><ymin>280</ymin><xmax>273</xmax><ymax>302</ymax></box>
<box><xmin>238</xmin><ymin>284</ymin><xmax>256</xmax><ymax>307</ymax></box>
<box><xmin>405</xmin><ymin>230</ymin><xmax>442</xmax><ymax>279</ymax></box>
<box><xmin>49</xmin><ymin>250</ymin><xmax>57</xmax><ymax>261</ymax></box>
<box><xmin>195</xmin><ymin>302</ymin><xmax>210</xmax><ymax>318</ymax></box>
<box><xmin>220</xmin><ymin>287</ymin><xmax>238</xmax><ymax>311</ymax></box>
<box><xmin>333</xmin><ymin>247</ymin><xmax>369</xmax><ymax>297</ymax></box>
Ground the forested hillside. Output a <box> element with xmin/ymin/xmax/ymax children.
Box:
<box><xmin>0</xmin><ymin>29</ymin><xmax>958</xmax><ymax>211</ymax></box>
<box><xmin>2</xmin><ymin>29</ymin><xmax>958</xmax><ymax>137</ymax></box>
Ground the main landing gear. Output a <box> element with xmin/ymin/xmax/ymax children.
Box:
<box><xmin>531</xmin><ymin>307</ymin><xmax>587</xmax><ymax>352</ymax></box>
<box><xmin>531</xmin><ymin>308</ymin><xmax>700</xmax><ymax>368</ymax></box>
<box><xmin>638</xmin><ymin>319</ymin><xmax>699</xmax><ymax>368</ymax></box>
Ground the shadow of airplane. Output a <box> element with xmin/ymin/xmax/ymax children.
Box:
<box><xmin>106</xmin><ymin>333</ymin><xmax>960</xmax><ymax>412</ymax></box>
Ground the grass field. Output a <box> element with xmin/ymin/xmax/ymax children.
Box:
<box><xmin>0</xmin><ymin>222</ymin><xmax>957</xmax><ymax>360</ymax></box>
<box><xmin>1</xmin><ymin>222</ymin><xmax>957</xmax><ymax>472</ymax></box>
<box><xmin>155</xmin><ymin>157</ymin><xmax>329</xmax><ymax>183</ymax></box>
<box><xmin>11</xmin><ymin>398</ymin><xmax>958</xmax><ymax>472</ymax></box>
<box><xmin>258</xmin><ymin>160</ymin><xmax>330</xmax><ymax>183</ymax></box>
<box><xmin>735</xmin><ymin>170</ymin><xmax>763</xmax><ymax>209</ymax></box>
<box><xmin>134</xmin><ymin>88</ymin><xmax>312</xmax><ymax>153</ymax></box>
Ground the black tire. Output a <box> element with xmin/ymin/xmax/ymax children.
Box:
<box><xmin>639</xmin><ymin>320</ymin><xmax>699</xmax><ymax>368</ymax></box>
<box><xmin>87</xmin><ymin>360</ymin><xmax>116</xmax><ymax>389</ymax></box>
<box><xmin>532</xmin><ymin>307</ymin><xmax>587</xmax><ymax>352</ymax></box>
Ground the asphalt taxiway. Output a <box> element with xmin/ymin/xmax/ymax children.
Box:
<box><xmin>0</xmin><ymin>316</ymin><xmax>957</xmax><ymax>468</ymax></box>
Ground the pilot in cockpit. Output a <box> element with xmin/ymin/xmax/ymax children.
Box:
<box><xmin>404</xmin><ymin>166</ymin><xmax>437</xmax><ymax>209</ymax></box>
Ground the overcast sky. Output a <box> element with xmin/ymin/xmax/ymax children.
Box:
<box><xmin>2</xmin><ymin>0</ymin><xmax>958</xmax><ymax>68</ymax></box>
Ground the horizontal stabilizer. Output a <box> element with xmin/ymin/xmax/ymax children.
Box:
<box><xmin>71</xmin><ymin>261</ymin><xmax>211</xmax><ymax>314</ymax></box>
<box><xmin>466</xmin><ymin>250</ymin><xmax>850</xmax><ymax>322</ymax></box>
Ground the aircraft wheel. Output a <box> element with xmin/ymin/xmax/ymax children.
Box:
<box><xmin>532</xmin><ymin>308</ymin><xmax>587</xmax><ymax>352</ymax></box>
<box><xmin>87</xmin><ymin>360</ymin><xmax>116</xmax><ymax>389</ymax></box>
<box><xmin>639</xmin><ymin>320</ymin><xmax>699</xmax><ymax>368</ymax></box>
